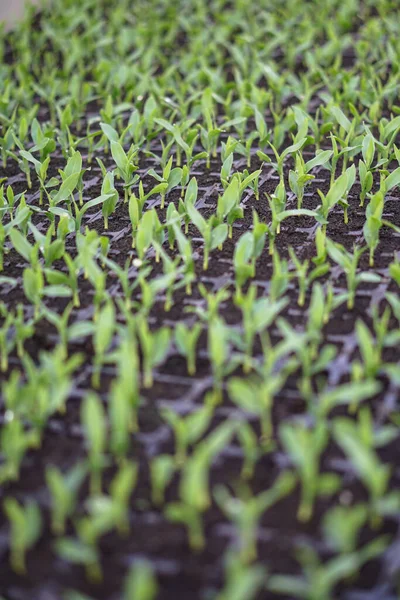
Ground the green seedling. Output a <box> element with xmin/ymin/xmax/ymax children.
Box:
<box><xmin>175</xmin><ymin>322</ymin><xmax>202</xmax><ymax>375</ymax></box>
<box><xmin>3</xmin><ymin>498</ymin><xmax>42</xmax><ymax>574</ymax></box>
<box><xmin>55</xmin><ymin>536</ymin><xmax>101</xmax><ymax>584</ymax></box>
<box><xmin>150</xmin><ymin>454</ymin><xmax>176</xmax><ymax>506</ymax></box>
<box><xmin>124</xmin><ymin>561</ymin><xmax>158</xmax><ymax>600</ymax></box>
<box><xmin>280</xmin><ymin>422</ymin><xmax>337</xmax><ymax>521</ymax></box>
<box><xmin>92</xmin><ymin>300</ymin><xmax>115</xmax><ymax>388</ymax></box>
<box><xmin>81</xmin><ymin>393</ymin><xmax>107</xmax><ymax>495</ymax></box>
<box><xmin>167</xmin><ymin>420</ymin><xmax>238</xmax><ymax>550</ymax></box>
<box><xmin>268</xmin><ymin>536</ymin><xmax>388</xmax><ymax>600</ymax></box>
<box><xmin>186</xmin><ymin>201</ymin><xmax>228</xmax><ymax>270</ymax></box>
<box><xmin>234</xmin><ymin>286</ymin><xmax>288</xmax><ymax>373</ymax></box>
<box><xmin>326</xmin><ymin>240</ymin><xmax>380</xmax><ymax>309</ymax></box>
<box><xmin>317</xmin><ymin>164</ymin><xmax>356</xmax><ymax>226</ymax></box>
<box><xmin>216</xmin><ymin>551</ymin><xmax>266</xmax><ymax>600</ymax></box>
<box><xmin>334</xmin><ymin>416</ymin><xmax>392</xmax><ymax>523</ymax></box>
<box><xmin>233</xmin><ymin>215</ymin><xmax>268</xmax><ymax>294</ymax></box>
<box><xmin>147</xmin><ymin>155</ymin><xmax>182</xmax><ymax>209</ymax></box>
<box><xmin>214</xmin><ymin>471</ymin><xmax>296</xmax><ymax>563</ymax></box>
<box><xmin>161</xmin><ymin>405</ymin><xmax>213</xmax><ymax>465</ymax></box>
<box><xmin>216</xmin><ymin>177</ymin><xmax>243</xmax><ymax>238</ymax></box>
<box><xmin>288</xmin><ymin>246</ymin><xmax>329</xmax><ymax>307</ymax></box>
<box><xmin>137</xmin><ymin>321</ymin><xmax>171</xmax><ymax>388</ymax></box>
<box><xmin>46</xmin><ymin>463</ymin><xmax>87</xmax><ymax>535</ymax></box>
<box><xmin>289</xmin><ymin>150</ymin><xmax>332</xmax><ymax>209</ymax></box>
<box><xmin>110</xmin><ymin>140</ymin><xmax>139</xmax><ymax>202</ymax></box>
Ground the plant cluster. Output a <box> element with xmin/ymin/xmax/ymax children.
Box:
<box><xmin>1</xmin><ymin>0</ymin><xmax>400</xmax><ymax>599</ymax></box>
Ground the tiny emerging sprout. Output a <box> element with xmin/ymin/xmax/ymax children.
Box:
<box><xmin>269</xmin><ymin>250</ymin><xmax>290</xmax><ymax>301</ymax></box>
<box><xmin>135</xmin><ymin>208</ymin><xmax>164</xmax><ymax>262</ymax></box>
<box><xmin>352</xmin><ymin>318</ymin><xmax>386</xmax><ymax>381</ymax></box>
<box><xmin>51</xmin><ymin>151</ymin><xmax>83</xmax><ymax>207</ymax></box>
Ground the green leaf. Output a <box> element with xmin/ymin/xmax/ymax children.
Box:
<box><xmin>305</xmin><ymin>150</ymin><xmax>333</xmax><ymax>172</ymax></box>
<box><xmin>100</xmin><ymin>123</ymin><xmax>119</xmax><ymax>143</ymax></box>
<box><xmin>94</xmin><ymin>302</ymin><xmax>115</xmax><ymax>355</ymax></box>
<box><xmin>211</xmin><ymin>223</ymin><xmax>228</xmax><ymax>249</ymax></box>
<box><xmin>54</xmin><ymin>172</ymin><xmax>80</xmax><ymax>204</ymax></box>
<box><xmin>10</xmin><ymin>229</ymin><xmax>33</xmax><ymax>262</ymax></box>
<box><xmin>111</xmin><ymin>141</ymin><xmax>128</xmax><ymax>174</ymax></box>
<box><xmin>384</xmin><ymin>166</ymin><xmax>400</xmax><ymax>193</ymax></box>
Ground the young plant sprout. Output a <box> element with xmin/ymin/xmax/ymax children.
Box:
<box><xmin>81</xmin><ymin>393</ymin><xmax>107</xmax><ymax>495</ymax></box>
<box><xmin>150</xmin><ymin>454</ymin><xmax>176</xmax><ymax>506</ymax></box>
<box><xmin>124</xmin><ymin>561</ymin><xmax>158</xmax><ymax>600</ymax></box>
<box><xmin>3</xmin><ymin>498</ymin><xmax>42</xmax><ymax>574</ymax></box>
<box><xmin>46</xmin><ymin>463</ymin><xmax>87</xmax><ymax>535</ymax></box>
<box><xmin>317</xmin><ymin>165</ymin><xmax>356</xmax><ymax>226</ymax></box>
<box><xmin>92</xmin><ymin>301</ymin><xmax>115</xmax><ymax>388</ymax></box>
<box><xmin>326</xmin><ymin>240</ymin><xmax>380</xmax><ymax>309</ymax></box>
<box><xmin>280</xmin><ymin>421</ymin><xmax>337</xmax><ymax>521</ymax></box>
<box><xmin>288</xmin><ymin>246</ymin><xmax>329</xmax><ymax>307</ymax></box>
<box><xmin>186</xmin><ymin>201</ymin><xmax>228</xmax><ymax>270</ymax></box>
<box><xmin>137</xmin><ymin>321</ymin><xmax>171</xmax><ymax>388</ymax></box>
<box><xmin>110</xmin><ymin>140</ymin><xmax>139</xmax><ymax>202</ymax></box>
<box><xmin>162</xmin><ymin>405</ymin><xmax>213</xmax><ymax>465</ymax></box>
<box><xmin>333</xmin><ymin>416</ymin><xmax>392</xmax><ymax>524</ymax></box>
<box><xmin>214</xmin><ymin>471</ymin><xmax>295</xmax><ymax>563</ymax></box>
<box><xmin>289</xmin><ymin>150</ymin><xmax>332</xmax><ymax>209</ymax></box>
<box><xmin>174</xmin><ymin>321</ymin><xmax>202</xmax><ymax>375</ymax></box>
<box><xmin>147</xmin><ymin>156</ymin><xmax>182</xmax><ymax>209</ymax></box>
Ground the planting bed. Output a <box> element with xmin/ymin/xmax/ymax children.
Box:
<box><xmin>1</xmin><ymin>1</ymin><xmax>400</xmax><ymax>599</ymax></box>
